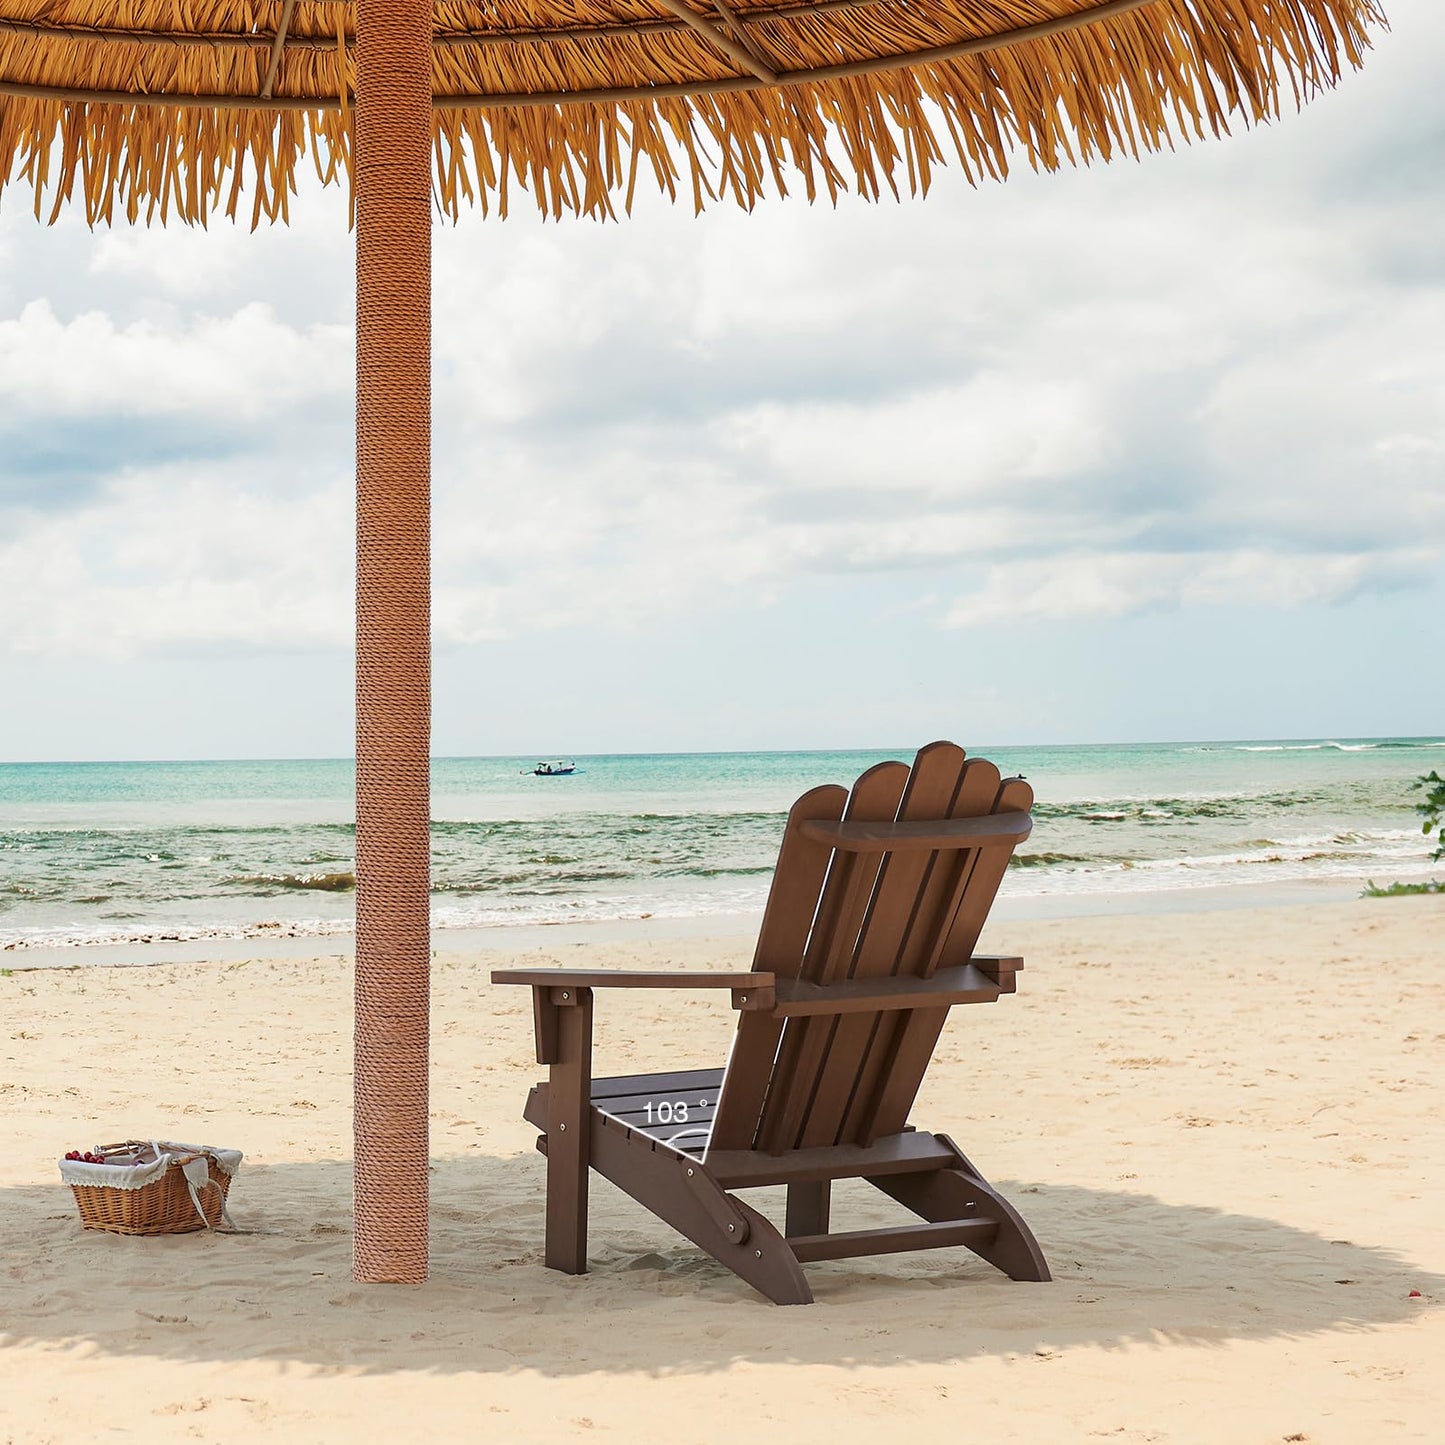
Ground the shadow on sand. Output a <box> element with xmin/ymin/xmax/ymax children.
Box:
<box><xmin>2</xmin><ymin>1153</ymin><xmax>1438</xmax><ymax>1376</ymax></box>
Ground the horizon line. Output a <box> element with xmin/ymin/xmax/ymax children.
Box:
<box><xmin>3</xmin><ymin>734</ymin><xmax>1443</xmax><ymax>768</ymax></box>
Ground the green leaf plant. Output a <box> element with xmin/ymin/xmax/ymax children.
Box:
<box><xmin>1417</xmin><ymin>769</ymin><xmax>1445</xmax><ymax>863</ymax></box>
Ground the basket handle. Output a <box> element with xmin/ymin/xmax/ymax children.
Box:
<box><xmin>153</xmin><ymin>1141</ymin><xmax>235</xmax><ymax>1232</ymax></box>
<box><xmin>183</xmin><ymin>1171</ymin><xmax>234</xmax><ymax>1232</ymax></box>
<box><xmin>95</xmin><ymin>1140</ymin><xmax>150</xmax><ymax>1161</ymax></box>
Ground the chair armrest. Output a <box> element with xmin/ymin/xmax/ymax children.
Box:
<box><xmin>493</xmin><ymin>970</ymin><xmax>776</xmax><ymax>1065</ymax></box>
<box><xmin>492</xmin><ymin>967</ymin><xmax>768</xmax><ymax>993</ymax></box>
<box><xmin>971</xmin><ymin>955</ymin><xmax>1023</xmax><ymax>992</ymax></box>
<box><xmin>492</xmin><ymin>967</ymin><xmax>775</xmax><ymax>1011</ymax></box>
<box><xmin>771</xmin><ymin>963</ymin><xmax>1002</xmax><ymax>1017</ymax></box>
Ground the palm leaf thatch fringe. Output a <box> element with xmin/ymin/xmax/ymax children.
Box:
<box><xmin>0</xmin><ymin>0</ymin><xmax>1385</xmax><ymax>225</ymax></box>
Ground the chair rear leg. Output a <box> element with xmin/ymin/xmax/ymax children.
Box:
<box><xmin>869</xmin><ymin>1134</ymin><xmax>1050</xmax><ymax>1282</ymax></box>
<box><xmin>785</xmin><ymin>1181</ymin><xmax>831</xmax><ymax>1238</ymax></box>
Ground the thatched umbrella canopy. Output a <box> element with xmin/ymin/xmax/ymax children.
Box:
<box><xmin>1</xmin><ymin>1</ymin><xmax>1383</xmax><ymax>224</ymax></box>
<box><xmin>0</xmin><ymin>0</ymin><xmax>1384</xmax><ymax>1285</ymax></box>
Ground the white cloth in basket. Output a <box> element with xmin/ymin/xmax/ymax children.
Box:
<box><xmin>58</xmin><ymin>1141</ymin><xmax>242</xmax><ymax>1190</ymax></box>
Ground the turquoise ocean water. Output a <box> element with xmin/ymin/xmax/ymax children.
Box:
<box><xmin>1</xmin><ymin>739</ymin><xmax>1441</xmax><ymax>952</ymax></box>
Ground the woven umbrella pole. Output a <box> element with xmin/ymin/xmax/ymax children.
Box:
<box><xmin>353</xmin><ymin>0</ymin><xmax>433</xmax><ymax>1284</ymax></box>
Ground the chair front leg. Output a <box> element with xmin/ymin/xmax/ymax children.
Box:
<box><xmin>535</xmin><ymin>984</ymin><xmax>594</xmax><ymax>1274</ymax></box>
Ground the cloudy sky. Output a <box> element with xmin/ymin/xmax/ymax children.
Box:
<box><xmin>2</xmin><ymin>3</ymin><xmax>1441</xmax><ymax>762</ymax></box>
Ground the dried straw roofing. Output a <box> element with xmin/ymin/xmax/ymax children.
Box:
<box><xmin>0</xmin><ymin>0</ymin><xmax>1384</xmax><ymax>224</ymax></box>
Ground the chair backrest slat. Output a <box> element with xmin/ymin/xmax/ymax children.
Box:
<box><xmin>800</xmin><ymin>762</ymin><xmax>912</xmax><ymax>985</ymax></box>
<box><xmin>791</xmin><ymin>743</ymin><xmax>972</xmax><ymax>1150</ymax></box>
<box><xmin>911</xmin><ymin>757</ymin><xmax>1005</xmax><ymax>976</ymax></box>
<box><xmin>706</xmin><ymin>745</ymin><xmax>1031</xmax><ymax>1160</ymax></box>
<box><xmin>812</xmin><ymin>753</ymin><xmax>1008</xmax><ymax>1148</ymax></box>
<box><xmin>752</xmin><ymin>762</ymin><xmax>910</xmax><ymax>1154</ymax></box>
<box><xmin>852</xmin><ymin>772</ymin><xmax>1035</xmax><ymax>1144</ymax></box>
<box><xmin>707</xmin><ymin>783</ymin><xmax>846</xmax><ymax>1151</ymax></box>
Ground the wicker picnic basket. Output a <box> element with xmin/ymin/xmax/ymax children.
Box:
<box><xmin>59</xmin><ymin>1140</ymin><xmax>240</xmax><ymax>1236</ymax></box>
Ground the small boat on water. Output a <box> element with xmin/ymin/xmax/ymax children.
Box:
<box><xmin>531</xmin><ymin>759</ymin><xmax>577</xmax><ymax>776</ymax></box>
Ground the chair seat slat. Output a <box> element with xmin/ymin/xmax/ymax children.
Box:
<box><xmin>706</xmin><ymin>1130</ymin><xmax>959</xmax><ymax>1186</ymax></box>
<box><xmin>590</xmin><ymin>1068</ymin><xmax>724</xmax><ymax>1099</ymax></box>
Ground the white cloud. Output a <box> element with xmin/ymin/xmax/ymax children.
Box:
<box><xmin>0</xmin><ymin>1</ymin><xmax>1440</xmax><ymax>683</ymax></box>
<box><xmin>0</xmin><ymin>298</ymin><xmax>349</xmax><ymax>421</ymax></box>
<box><xmin>3</xmin><ymin>467</ymin><xmax>352</xmax><ymax>658</ymax></box>
<box><xmin>943</xmin><ymin>548</ymin><xmax>1437</xmax><ymax>629</ymax></box>
<box><xmin>732</xmin><ymin>375</ymin><xmax>1109</xmax><ymax>497</ymax></box>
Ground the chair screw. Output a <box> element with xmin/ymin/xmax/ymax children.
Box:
<box><xmin>754</xmin><ymin>1249</ymin><xmax>762</xmax><ymax>1258</ymax></box>
<box><xmin>686</xmin><ymin>1168</ymin><xmax>694</xmax><ymax>1176</ymax></box>
<box><xmin>558</xmin><ymin>1122</ymin><xmax>566</xmax><ymax>1131</ymax></box>
<box><xmin>561</xmin><ymin>991</ymin><xmax>569</xmax><ymax>1000</ymax></box>
<box><xmin>727</xmin><ymin>1224</ymin><xmax>735</xmax><ymax>1232</ymax></box>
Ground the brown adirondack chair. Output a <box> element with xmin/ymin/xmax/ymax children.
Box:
<box><xmin>491</xmin><ymin>741</ymin><xmax>1050</xmax><ymax>1303</ymax></box>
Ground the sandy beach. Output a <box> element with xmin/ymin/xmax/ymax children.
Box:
<box><xmin>2</xmin><ymin>894</ymin><xmax>1441</xmax><ymax>1443</ymax></box>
